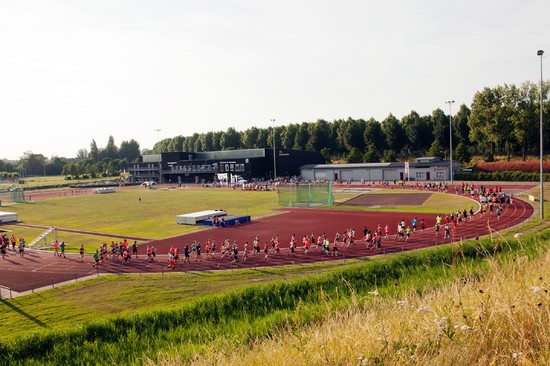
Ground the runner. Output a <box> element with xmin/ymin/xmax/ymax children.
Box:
<box><xmin>18</xmin><ymin>240</ymin><xmax>25</xmax><ymax>257</ymax></box>
<box><xmin>79</xmin><ymin>244</ymin><xmax>85</xmax><ymax>262</ymax></box>
<box><xmin>10</xmin><ymin>235</ymin><xmax>16</xmax><ymax>251</ymax></box>
<box><xmin>405</xmin><ymin>226</ymin><xmax>412</xmax><ymax>241</ymax></box>
<box><xmin>263</xmin><ymin>242</ymin><xmax>269</xmax><ymax>260</ymax></box>
<box><xmin>59</xmin><ymin>241</ymin><xmax>66</xmax><ymax>258</ymax></box>
<box><xmin>184</xmin><ymin>243</ymin><xmax>190</xmax><ymax>263</ymax></box>
<box><xmin>53</xmin><ymin>240</ymin><xmax>60</xmax><ymax>256</ymax></box>
<box><xmin>132</xmin><ymin>241</ymin><xmax>138</xmax><ymax>258</ymax></box>
<box><xmin>92</xmin><ymin>249</ymin><xmax>100</xmax><ymax>268</ymax></box>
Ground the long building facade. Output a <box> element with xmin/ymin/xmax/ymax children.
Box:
<box><xmin>300</xmin><ymin>157</ymin><xmax>459</xmax><ymax>182</ymax></box>
<box><xmin>129</xmin><ymin>148</ymin><xmax>325</xmax><ymax>184</ymax></box>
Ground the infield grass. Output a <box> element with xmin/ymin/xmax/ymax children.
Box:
<box><xmin>3</xmin><ymin>187</ymin><xmax>274</xmax><ymax>251</ymax></box>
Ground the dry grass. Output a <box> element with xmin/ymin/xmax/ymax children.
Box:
<box><xmin>155</xmin><ymin>246</ymin><xmax>549</xmax><ymax>366</ymax></box>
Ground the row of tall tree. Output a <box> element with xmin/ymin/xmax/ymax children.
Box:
<box><xmin>151</xmin><ymin>80</ymin><xmax>548</xmax><ymax>164</ymax></box>
<box><xmin>2</xmin><ymin>80</ymin><xmax>548</xmax><ymax>178</ymax></box>
<box><xmin>1</xmin><ymin>136</ymin><xmax>140</xmax><ymax>178</ymax></box>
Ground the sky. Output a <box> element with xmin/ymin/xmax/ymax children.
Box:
<box><xmin>0</xmin><ymin>0</ymin><xmax>548</xmax><ymax>161</ymax></box>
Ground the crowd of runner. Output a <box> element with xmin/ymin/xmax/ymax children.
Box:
<box><xmin>0</xmin><ymin>184</ymin><xmax>514</xmax><ymax>270</ymax></box>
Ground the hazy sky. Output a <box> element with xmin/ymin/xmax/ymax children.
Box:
<box><xmin>1</xmin><ymin>0</ymin><xmax>548</xmax><ymax>161</ymax></box>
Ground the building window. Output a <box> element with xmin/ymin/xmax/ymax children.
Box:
<box><xmin>230</xmin><ymin>164</ymin><xmax>235</xmax><ymax>171</ymax></box>
<box><xmin>415</xmin><ymin>172</ymin><xmax>424</xmax><ymax>179</ymax></box>
<box><xmin>436</xmin><ymin>172</ymin><xmax>445</xmax><ymax>179</ymax></box>
<box><xmin>225</xmin><ymin>164</ymin><xmax>229</xmax><ymax>172</ymax></box>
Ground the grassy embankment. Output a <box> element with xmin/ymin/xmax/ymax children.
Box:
<box><xmin>0</xmin><ymin>186</ymin><xmax>546</xmax><ymax>364</ymax></box>
<box><xmin>0</xmin><ymin>223</ymin><xmax>548</xmax><ymax>364</ymax></box>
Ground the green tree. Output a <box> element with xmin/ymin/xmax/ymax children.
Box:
<box><xmin>18</xmin><ymin>152</ymin><xmax>46</xmax><ymax>176</ymax></box>
<box><xmin>254</xmin><ymin>128</ymin><xmax>269</xmax><ymax>148</ymax></box>
<box><xmin>363</xmin><ymin>118</ymin><xmax>385</xmax><ymax>153</ymax></box>
<box><xmin>453</xmin><ymin>104</ymin><xmax>471</xmax><ymax>145</ymax></box>
<box><xmin>401</xmin><ymin>111</ymin><xmax>432</xmax><ymax>155</ymax></box>
<box><xmin>431</xmin><ymin>108</ymin><xmax>448</xmax><ymax>151</ymax></box>
<box><xmin>76</xmin><ymin>149</ymin><xmax>88</xmax><ymax>161</ymax></box>
<box><xmin>48</xmin><ymin>156</ymin><xmax>67</xmax><ymax>175</ymax></box>
<box><xmin>119</xmin><ymin>139</ymin><xmax>140</xmax><ymax>162</ymax></box>
<box><xmin>346</xmin><ymin>147</ymin><xmax>363</xmax><ymax>163</ymax></box>
<box><xmin>427</xmin><ymin>140</ymin><xmax>445</xmax><ymax>159</ymax></box>
<box><xmin>468</xmin><ymin>86</ymin><xmax>504</xmax><ymax>160</ymax></box>
<box><xmin>200</xmin><ymin>132</ymin><xmax>214</xmax><ymax>151</ymax></box>
<box><xmin>104</xmin><ymin>136</ymin><xmax>118</xmax><ymax>159</ymax></box>
<box><xmin>242</xmin><ymin>127</ymin><xmax>259</xmax><ymax>149</ymax></box>
<box><xmin>381</xmin><ymin>114</ymin><xmax>406</xmax><ymax>155</ymax></box>
<box><xmin>342</xmin><ymin>118</ymin><xmax>366</xmax><ymax>152</ymax></box>
<box><xmin>282</xmin><ymin>124</ymin><xmax>298</xmax><ymax>149</ymax></box>
<box><xmin>364</xmin><ymin>143</ymin><xmax>381</xmax><ymax>163</ymax></box>
<box><xmin>90</xmin><ymin>139</ymin><xmax>100</xmax><ymax>162</ymax></box>
<box><xmin>512</xmin><ymin>81</ymin><xmax>539</xmax><ymax>160</ymax></box>
<box><xmin>454</xmin><ymin>142</ymin><xmax>471</xmax><ymax>163</ymax></box>
<box><xmin>320</xmin><ymin>147</ymin><xmax>332</xmax><ymax>163</ymax></box>
<box><xmin>194</xmin><ymin>135</ymin><xmax>203</xmax><ymax>152</ymax></box>
<box><xmin>293</xmin><ymin>123</ymin><xmax>310</xmax><ymax>150</ymax></box>
<box><xmin>220</xmin><ymin>127</ymin><xmax>241</xmax><ymax>150</ymax></box>
<box><xmin>307</xmin><ymin>119</ymin><xmax>332</xmax><ymax>152</ymax></box>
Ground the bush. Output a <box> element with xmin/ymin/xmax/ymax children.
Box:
<box><xmin>474</xmin><ymin>161</ymin><xmax>550</xmax><ymax>173</ymax></box>
<box><xmin>455</xmin><ymin>171</ymin><xmax>550</xmax><ymax>182</ymax></box>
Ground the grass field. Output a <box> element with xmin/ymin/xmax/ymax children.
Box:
<box><xmin>2</xmin><ymin>187</ymin><xmax>275</xmax><ymax>251</ymax></box>
<box><xmin>0</xmin><ymin>184</ymin><xmax>547</xmax><ymax>364</ymax></box>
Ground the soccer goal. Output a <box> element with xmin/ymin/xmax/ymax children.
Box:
<box><xmin>278</xmin><ymin>182</ymin><xmax>334</xmax><ymax>208</ymax></box>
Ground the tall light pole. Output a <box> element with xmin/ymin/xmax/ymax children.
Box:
<box><xmin>445</xmin><ymin>100</ymin><xmax>455</xmax><ymax>185</ymax></box>
<box><xmin>271</xmin><ymin>119</ymin><xmax>277</xmax><ymax>181</ymax></box>
<box><xmin>154</xmin><ymin>129</ymin><xmax>161</xmax><ymax>144</ymax></box>
<box><xmin>538</xmin><ymin>49</ymin><xmax>544</xmax><ymax>219</ymax></box>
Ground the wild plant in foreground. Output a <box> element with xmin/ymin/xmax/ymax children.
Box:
<box><xmin>165</xmin><ymin>247</ymin><xmax>549</xmax><ymax>366</ymax></box>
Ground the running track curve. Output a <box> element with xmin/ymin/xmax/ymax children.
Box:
<box><xmin>0</xmin><ymin>189</ymin><xmax>535</xmax><ymax>294</ymax></box>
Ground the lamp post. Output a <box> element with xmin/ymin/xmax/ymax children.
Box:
<box><xmin>271</xmin><ymin>119</ymin><xmax>277</xmax><ymax>182</ymax></box>
<box><xmin>538</xmin><ymin>49</ymin><xmax>544</xmax><ymax>219</ymax></box>
<box><xmin>445</xmin><ymin>100</ymin><xmax>455</xmax><ymax>185</ymax></box>
<box><xmin>154</xmin><ymin>129</ymin><xmax>161</xmax><ymax>144</ymax></box>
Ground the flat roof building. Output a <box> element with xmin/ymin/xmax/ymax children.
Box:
<box><xmin>129</xmin><ymin>148</ymin><xmax>325</xmax><ymax>184</ymax></box>
<box><xmin>300</xmin><ymin>157</ymin><xmax>459</xmax><ymax>182</ymax></box>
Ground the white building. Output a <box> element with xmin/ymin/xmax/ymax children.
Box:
<box><xmin>300</xmin><ymin>157</ymin><xmax>459</xmax><ymax>182</ymax></box>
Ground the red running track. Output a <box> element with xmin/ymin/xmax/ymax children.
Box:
<box><xmin>0</xmin><ymin>194</ymin><xmax>534</xmax><ymax>294</ymax></box>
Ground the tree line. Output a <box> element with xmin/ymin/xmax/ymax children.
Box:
<box><xmin>152</xmin><ymin>80</ymin><xmax>549</xmax><ymax>165</ymax></box>
<box><xmin>0</xmin><ymin>136</ymin><xmax>140</xmax><ymax>179</ymax></box>
<box><xmin>1</xmin><ymin>80</ymin><xmax>548</xmax><ymax>180</ymax></box>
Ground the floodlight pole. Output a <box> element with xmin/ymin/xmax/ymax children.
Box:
<box><xmin>154</xmin><ymin>129</ymin><xmax>161</xmax><ymax>146</ymax></box>
<box><xmin>445</xmin><ymin>100</ymin><xmax>455</xmax><ymax>186</ymax></box>
<box><xmin>538</xmin><ymin>49</ymin><xmax>544</xmax><ymax>219</ymax></box>
<box><xmin>271</xmin><ymin>119</ymin><xmax>277</xmax><ymax>182</ymax></box>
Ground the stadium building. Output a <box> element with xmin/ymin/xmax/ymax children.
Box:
<box><xmin>129</xmin><ymin>148</ymin><xmax>325</xmax><ymax>184</ymax></box>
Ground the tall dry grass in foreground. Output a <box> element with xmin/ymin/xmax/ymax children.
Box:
<box><xmin>153</xmin><ymin>248</ymin><xmax>549</xmax><ymax>366</ymax></box>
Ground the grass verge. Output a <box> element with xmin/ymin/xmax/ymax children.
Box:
<box><xmin>0</xmin><ymin>228</ymin><xmax>548</xmax><ymax>365</ymax></box>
